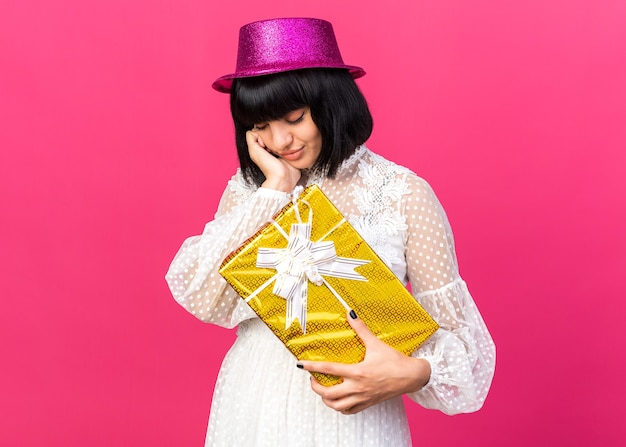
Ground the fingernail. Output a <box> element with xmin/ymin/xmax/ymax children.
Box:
<box><xmin>349</xmin><ymin>309</ymin><xmax>358</xmax><ymax>319</ymax></box>
<box><xmin>296</xmin><ymin>363</ymin><xmax>304</xmax><ymax>369</ymax></box>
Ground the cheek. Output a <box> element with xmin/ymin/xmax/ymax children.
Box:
<box><xmin>309</xmin><ymin>128</ymin><xmax>322</xmax><ymax>146</ymax></box>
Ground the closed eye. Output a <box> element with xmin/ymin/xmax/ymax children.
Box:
<box><xmin>252</xmin><ymin>109</ymin><xmax>306</xmax><ymax>130</ymax></box>
<box><xmin>286</xmin><ymin>110</ymin><xmax>305</xmax><ymax>125</ymax></box>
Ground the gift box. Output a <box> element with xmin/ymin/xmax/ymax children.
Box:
<box><xmin>219</xmin><ymin>184</ymin><xmax>439</xmax><ymax>386</ymax></box>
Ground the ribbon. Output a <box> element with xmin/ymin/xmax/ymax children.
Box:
<box><xmin>248</xmin><ymin>189</ymin><xmax>369</xmax><ymax>333</ymax></box>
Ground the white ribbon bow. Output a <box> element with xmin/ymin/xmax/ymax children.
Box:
<box><xmin>255</xmin><ymin>221</ymin><xmax>369</xmax><ymax>332</ymax></box>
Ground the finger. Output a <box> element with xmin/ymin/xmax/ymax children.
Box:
<box><xmin>309</xmin><ymin>374</ymin><xmax>351</xmax><ymax>401</ymax></box>
<box><xmin>310</xmin><ymin>377</ymin><xmax>362</xmax><ymax>411</ymax></box>
<box><xmin>345</xmin><ymin>309</ymin><xmax>380</xmax><ymax>347</ymax></box>
<box><xmin>246</xmin><ymin>130</ymin><xmax>266</xmax><ymax>150</ymax></box>
<box><xmin>309</xmin><ymin>375</ymin><xmax>333</xmax><ymax>396</ymax></box>
<box><xmin>245</xmin><ymin>130</ymin><xmax>257</xmax><ymax>143</ymax></box>
<box><xmin>298</xmin><ymin>359</ymin><xmax>356</xmax><ymax>379</ymax></box>
<box><xmin>246</xmin><ymin>131</ymin><xmax>260</xmax><ymax>151</ymax></box>
<box><xmin>340</xmin><ymin>401</ymin><xmax>372</xmax><ymax>415</ymax></box>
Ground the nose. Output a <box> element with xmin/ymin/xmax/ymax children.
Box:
<box><xmin>268</xmin><ymin>123</ymin><xmax>294</xmax><ymax>151</ymax></box>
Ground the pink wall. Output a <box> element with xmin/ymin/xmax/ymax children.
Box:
<box><xmin>2</xmin><ymin>1</ymin><xmax>625</xmax><ymax>445</ymax></box>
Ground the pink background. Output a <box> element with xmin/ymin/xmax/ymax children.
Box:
<box><xmin>2</xmin><ymin>0</ymin><xmax>625</xmax><ymax>445</ymax></box>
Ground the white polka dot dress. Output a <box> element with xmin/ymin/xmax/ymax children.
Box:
<box><xmin>166</xmin><ymin>146</ymin><xmax>496</xmax><ymax>446</ymax></box>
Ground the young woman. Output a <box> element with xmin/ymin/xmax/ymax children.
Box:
<box><xmin>166</xmin><ymin>17</ymin><xmax>495</xmax><ymax>446</ymax></box>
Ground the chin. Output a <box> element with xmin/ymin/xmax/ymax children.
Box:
<box><xmin>288</xmin><ymin>161</ymin><xmax>315</xmax><ymax>170</ymax></box>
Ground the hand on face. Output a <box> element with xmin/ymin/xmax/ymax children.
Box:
<box><xmin>246</xmin><ymin>130</ymin><xmax>302</xmax><ymax>192</ymax></box>
<box><xmin>297</xmin><ymin>311</ymin><xmax>432</xmax><ymax>415</ymax></box>
<box><xmin>246</xmin><ymin>108</ymin><xmax>323</xmax><ymax>193</ymax></box>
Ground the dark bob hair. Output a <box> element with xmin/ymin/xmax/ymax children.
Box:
<box><xmin>230</xmin><ymin>68</ymin><xmax>373</xmax><ymax>186</ymax></box>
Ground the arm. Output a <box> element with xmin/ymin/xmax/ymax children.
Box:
<box><xmin>299</xmin><ymin>309</ymin><xmax>433</xmax><ymax>414</ymax></box>
<box><xmin>166</xmin><ymin>130</ymin><xmax>304</xmax><ymax>327</ymax></box>
<box><xmin>165</xmin><ymin>173</ymin><xmax>291</xmax><ymax>328</ymax></box>
<box><xmin>299</xmin><ymin>175</ymin><xmax>495</xmax><ymax>414</ymax></box>
<box><xmin>403</xmin><ymin>176</ymin><xmax>496</xmax><ymax>414</ymax></box>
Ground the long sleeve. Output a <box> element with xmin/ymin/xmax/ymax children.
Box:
<box><xmin>401</xmin><ymin>175</ymin><xmax>496</xmax><ymax>414</ymax></box>
<box><xmin>165</xmin><ymin>172</ymin><xmax>291</xmax><ymax>328</ymax></box>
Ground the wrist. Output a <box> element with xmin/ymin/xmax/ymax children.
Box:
<box><xmin>261</xmin><ymin>173</ymin><xmax>300</xmax><ymax>192</ymax></box>
<box><xmin>406</xmin><ymin>357</ymin><xmax>431</xmax><ymax>393</ymax></box>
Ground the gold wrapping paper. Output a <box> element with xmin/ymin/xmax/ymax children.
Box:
<box><xmin>219</xmin><ymin>185</ymin><xmax>439</xmax><ymax>386</ymax></box>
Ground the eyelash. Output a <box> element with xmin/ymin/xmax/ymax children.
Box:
<box><xmin>253</xmin><ymin>111</ymin><xmax>305</xmax><ymax>130</ymax></box>
<box><xmin>287</xmin><ymin>112</ymin><xmax>305</xmax><ymax>125</ymax></box>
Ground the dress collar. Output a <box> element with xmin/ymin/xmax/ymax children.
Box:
<box><xmin>340</xmin><ymin>144</ymin><xmax>368</xmax><ymax>173</ymax></box>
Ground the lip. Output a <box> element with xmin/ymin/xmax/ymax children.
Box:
<box><xmin>279</xmin><ymin>147</ymin><xmax>304</xmax><ymax>161</ymax></box>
